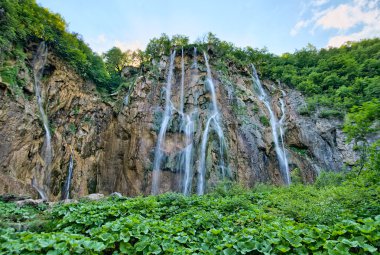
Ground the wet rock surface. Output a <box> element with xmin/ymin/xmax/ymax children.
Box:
<box><xmin>0</xmin><ymin>50</ymin><xmax>356</xmax><ymax>200</ymax></box>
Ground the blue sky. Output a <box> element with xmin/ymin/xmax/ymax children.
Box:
<box><xmin>38</xmin><ymin>0</ymin><xmax>380</xmax><ymax>55</ymax></box>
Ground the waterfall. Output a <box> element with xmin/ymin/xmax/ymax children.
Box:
<box><xmin>181</xmin><ymin>115</ymin><xmax>194</xmax><ymax>195</ymax></box>
<box><xmin>251</xmin><ymin>64</ymin><xmax>291</xmax><ymax>185</ymax></box>
<box><xmin>279</xmin><ymin>90</ymin><xmax>290</xmax><ymax>183</ymax></box>
<box><xmin>151</xmin><ymin>50</ymin><xmax>176</xmax><ymax>195</ymax></box>
<box><xmin>176</xmin><ymin>48</ymin><xmax>195</xmax><ymax>195</ymax></box>
<box><xmin>32</xmin><ymin>42</ymin><xmax>52</xmax><ymax>200</ymax></box>
<box><xmin>197</xmin><ymin>52</ymin><xmax>227</xmax><ymax>195</ymax></box>
<box><xmin>192</xmin><ymin>47</ymin><xmax>198</xmax><ymax>69</ymax></box>
<box><xmin>62</xmin><ymin>154</ymin><xmax>74</xmax><ymax>200</ymax></box>
<box><xmin>197</xmin><ymin>115</ymin><xmax>214</xmax><ymax>195</ymax></box>
<box><xmin>179</xmin><ymin>48</ymin><xmax>185</xmax><ymax>114</ymax></box>
<box><xmin>31</xmin><ymin>177</ymin><xmax>47</xmax><ymax>200</ymax></box>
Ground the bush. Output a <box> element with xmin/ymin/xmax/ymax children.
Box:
<box><xmin>318</xmin><ymin>109</ymin><xmax>343</xmax><ymax>118</ymax></box>
<box><xmin>298</xmin><ymin>106</ymin><xmax>311</xmax><ymax>116</ymax></box>
<box><xmin>259</xmin><ymin>115</ymin><xmax>270</xmax><ymax>126</ymax></box>
<box><xmin>1</xmin><ymin>177</ymin><xmax>379</xmax><ymax>254</ymax></box>
<box><xmin>314</xmin><ymin>171</ymin><xmax>346</xmax><ymax>188</ymax></box>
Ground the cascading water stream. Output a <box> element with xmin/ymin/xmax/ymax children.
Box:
<box><xmin>181</xmin><ymin>115</ymin><xmax>194</xmax><ymax>195</ymax></box>
<box><xmin>251</xmin><ymin>64</ymin><xmax>290</xmax><ymax>184</ymax></box>
<box><xmin>32</xmin><ymin>42</ymin><xmax>52</xmax><ymax>200</ymax></box>
<box><xmin>62</xmin><ymin>153</ymin><xmax>74</xmax><ymax>200</ymax></box>
<box><xmin>278</xmin><ymin>91</ymin><xmax>290</xmax><ymax>184</ymax></box>
<box><xmin>192</xmin><ymin>47</ymin><xmax>198</xmax><ymax>69</ymax></box>
<box><xmin>151</xmin><ymin>50</ymin><xmax>176</xmax><ymax>195</ymax></box>
<box><xmin>177</xmin><ymin>48</ymin><xmax>195</xmax><ymax>195</ymax></box>
<box><xmin>197</xmin><ymin>52</ymin><xmax>227</xmax><ymax>195</ymax></box>
<box><xmin>197</xmin><ymin>114</ymin><xmax>214</xmax><ymax>195</ymax></box>
<box><xmin>179</xmin><ymin>48</ymin><xmax>185</xmax><ymax>114</ymax></box>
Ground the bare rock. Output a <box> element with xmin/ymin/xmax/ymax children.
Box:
<box><xmin>83</xmin><ymin>193</ymin><xmax>105</xmax><ymax>200</ymax></box>
<box><xmin>16</xmin><ymin>199</ymin><xmax>46</xmax><ymax>207</ymax></box>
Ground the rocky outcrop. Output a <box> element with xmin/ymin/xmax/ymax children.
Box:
<box><xmin>0</xmin><ymin>53</ymin><xmax>113</xmax><ymax>200</ymax></box>
<box><xmin>0</xmin><ymin>47</ymin><xmax>356</xmax><ymax>200</ymax></box>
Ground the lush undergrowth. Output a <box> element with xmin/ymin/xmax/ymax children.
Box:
<box><xmin>1</xmin><ymin>171</ymin><xmax>379</xmax><ymax>255</ymax></box>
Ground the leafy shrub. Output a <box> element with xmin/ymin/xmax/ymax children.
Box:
<box><xmin>318</xmin><ymin>109</ymin><xmax>343</xmax><ymax>118</ymax></box>
<box><xmin>259</xmin><ymin>115</ymin><xmax>270</xmax><ymax>126</ymax></box>
<box><xmin>1</xmin><ymin>172</ymin><xmax>379</xmax><ymax>254</ymax></box>
<box><xmin>289</xmin><ymin>146</ymin><xmax>308</xmax><ymax>156</ymax></box>
<box><xmin>314</xmin><ymin>171</ymin><xmax>346</xmax><ymax>188</ymax></box>
<box><xmin>298</xmin><ymin>106</ymin><xmax>311</xmax><ymax>116</ymax></box>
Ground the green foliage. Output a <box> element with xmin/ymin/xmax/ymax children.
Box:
<box><xmin>0</xmin><ymin>64</ymin><xmax>26</xmax><ymax>97</ymax></box>
<box><xmin>145</xmin><ymin>33</ymin><xmax>190</xmax><ymax>61</ymax></box>
<box><xmin>298</xmin><ymin>106</ymin><xmax>311</xmax><ymax>116</ymax></box>
<box><xmin>289</xmin><ymin>146</ymin><xmax>308</xmax><ymax>156</ymax></box>
<box><xmin>1</xmin><ymin>173</ymin><xmax>379</xmax><ymax>254</ymax></box>
<box><xmin>0</xmin><ymin>0</ymin><xmax>118</xmax><ymax>93</ymax></box>
<box><xmin>318</xmin><ymin>109</ymin><xmax>343</xmax><ymax>119</ymax></box>
<box><xmin>343</xmin><ymin>99</ymin><xmax>380</xmax><ymax>173</ymax></box>
<box><xmin>259</xmin><ymin>115</ymin><xmax>270</xmax><ymax>127</ymax></box>
<box><xmin>193</xmin><ymin>34</ymin><xmax>379</xmax><ymax>122</ymax></box>
<box><xmin>0</xmin><ymin>201</ymin><xmax>39</xmax><ymax>224</ymax></box>
<box><xmin>269</xmin><ymin>39</ymin><xmax>380</xmax><ymax>114</ymax></box>
<box><xmin>343</xmin><ymin>99</ymin><xmax>380</xmax><ymax>144</ymax></box>
<box><xmin>68</xmin><ymin>123</ymin><xmax>77</xmax><ymax>135</ymax></box>
<box><xmin>171</xmin><ymin>34</ymin><xmax>189</xmax><ymax>47</ymax></box>
<box><xmin>290</xmin><ymin>168</ymin><xmax>302</xmax><ymax>184</ymax></box>
<box><xmin>314</xmin><ymin>171</ymin><xmax>346</xmax><ymax>188</ymax></box>
<box><xmin>103</xmin><ymin>47</ymin><xmax>126</xmax><ymax>74</ymax></box>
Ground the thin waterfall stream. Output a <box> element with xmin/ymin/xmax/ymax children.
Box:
<box><xmin>197</xmin><ymin>52</ymin><xmax>228</xmax><ymax>195</ymax></box>
<box><xmin>251</xmin><ymin>64</ymin><xmax>290</xmax><ymax>184</ymax></box>
<box><xmin>32</xmin><ymin>42</ymin><xmax>52</xmax><ymax>199</ymax></box>
<box><xmin>178</xmin><ymin>48</ymin><xmax>195</xmax><ymax>195</ymax></box>
<box><xmin>151</xmin><ymin>50</ymin><xmax>176</xmax><ymax>195</ymax></box>
<box><xmin>62</xmin><ymin>153</ymin><xmax>74</xmax><ymax>200</ymax></box>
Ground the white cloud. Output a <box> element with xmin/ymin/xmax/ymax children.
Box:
<box><xmin>87</xmin><ymin>34</ymin><xmax>113</xmax><ymax>53</ymax></box>
<box><xmin>290</xmin><ymin>0</ymin><xmax>380</xmax><ymax>47</ymax></box>
<box><xmin>327</xmin><ymin>18</ymin><xmax>380</xmax><ymax>46</ymax></box>
<box><xmin>312</xmin><ymin>0</ymin><xmax>329</xmax><ymax>6</ymax></box>
<box><xmin>86</xmin><ymin>35</ymin><xmax>144</xmax><ymax>54</ymax></box>
<box><xmin>114</xmin><ymin>40</ymin><xmax>143</xmax><ymax>51</ymax></box>
<box><xmin>290</xmin><ymin>20</ymin><xmax>310</xmax><ymax>36</ymax></box>
<box><xmin>316</xmin><ymin>3</ymin><xmax>378</xmax><ymax>30</ymax></box>
<box><xmin>97</xmin><ymin>34</ymin><xmax>107</xmax><ymax>44</ymax></box>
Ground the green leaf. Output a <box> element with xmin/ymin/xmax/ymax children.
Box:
<box><xmin>223</xmin><ymin>247</ymin><xmax>236</xmax><ymax>255</ymax></box>
<box><xmin>174</xmin><ymin>236</ymin><xmax>188</xmax><ymax>244</ymax></box>
<box><xmin>148</xmin><ymin>243</ymin><xmax>162</xmax><ymax>254</ymax></box>
<box><xmin>276</xmin><ymin>244</ymin><xmax>290</xmax><ymax>253</ymax></box>
<box><xmin>361</xmin><ymin>243</ymin><xmax>377</xmax><ymax>253</ymax></box>
<box><xmin>120</xmin><ymin>242</ymin><xmax>133</xmax><ymax>254</ymax></box>
<box><xmin>134</xmin><ymin>240</ymin><xmax>148</xmax><ymax>251</ymax></box>
<box><xmin>38</xmin><ymin>239</ymin><xmax>55</xmax><ymax>248</ymax></box>
<box><xmin>236</xmin><ymin>240</ymin><xmax>257</xmax><ymax>253</ymax></box>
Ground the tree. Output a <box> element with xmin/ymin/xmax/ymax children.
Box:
<box><xmin>171</xmin><ymin>34</ymin><xmax>189</xmax><ymax>47</ymax></box>
<box><xmin>145</xmin><ymin>33</ymin><xmax>171</xmax><ymax>60</ymax></box>
<box><xmin>343</xmin><ymin>99</ymin><xmax>380</xmax><ymax>173</ymax></box>
<box><xmin>103</xmin><ymin>47</ymin><xmax>127</xmax><ymax>74</ymax></box>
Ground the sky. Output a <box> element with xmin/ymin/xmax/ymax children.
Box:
<box><xmin>37</xmin><ymin>0</ymin><xmax>380</xmax><ymax>55</ymax></box>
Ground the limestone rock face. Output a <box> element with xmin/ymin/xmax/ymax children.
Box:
<box><xmin>0</xmin><ymin>49</ymin><xmax>356</xmax><ymax>200</ymax></box>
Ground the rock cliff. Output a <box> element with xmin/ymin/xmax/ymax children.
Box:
<box><xmin>0</xmin><ymin>46</ymin><xmax>356</xmax><ymax>200</ymax></box>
